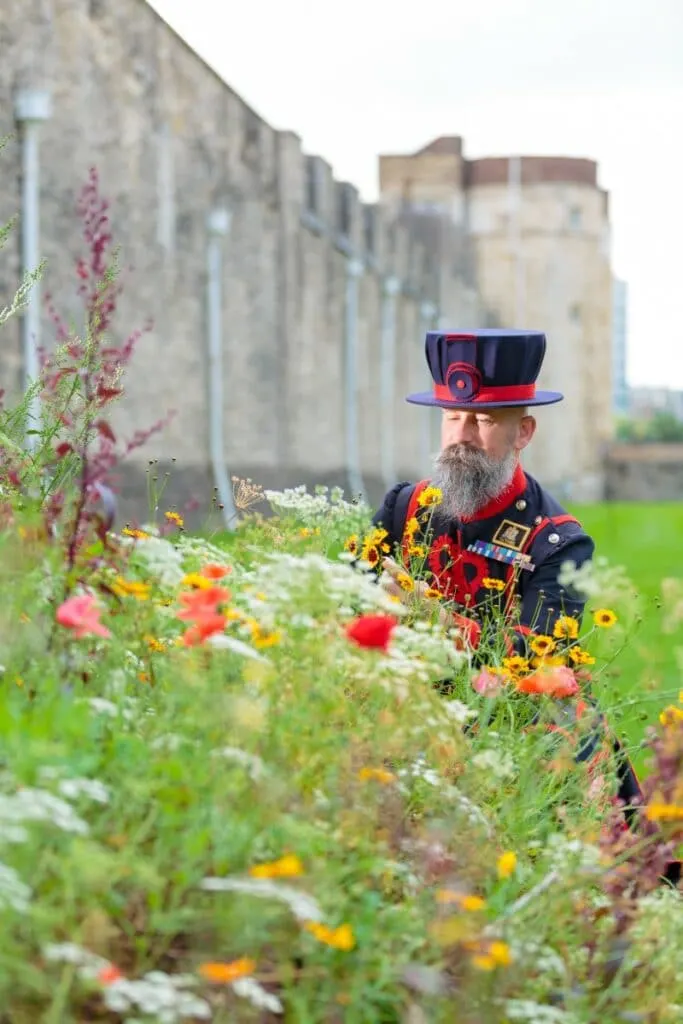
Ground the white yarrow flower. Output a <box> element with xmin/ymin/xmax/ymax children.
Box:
<box><xmin>0</xmin><ymin>862</ymin><xmax>31</xmax><ymax>912</ymax></box>
<box><xmin>200</xmin><ymin>875</ymin><xmax>323</xmax><ymax>922</ymax></box>
<box><xmin>232</xmin><ymin>976</ymin><xmax>283</xmax><ymax>1014</ymax></box>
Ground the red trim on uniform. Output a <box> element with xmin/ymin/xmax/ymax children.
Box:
<box><xmin>433</xmin><ymin>382</ymin><xmax>536</xmax><ymax>404</ymax></box>
<box><xmin>520</xmin><ymin>513</ymin><xmax>582</xmax><ymax>554</ymax></box>
<box><xmin>444</xmin><ymin>333</ymin><xmax>477</xmax><ymax>342</ymax></box>
<box><xmin>464</xmin><ymin>463</ymin><xmax>528</xmax><ymax>523</ymax></box>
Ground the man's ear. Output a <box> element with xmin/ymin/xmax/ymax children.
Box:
<box><xmin>516</xmin><ymin>414</ymin><xmax>536</xmax><ymax>452</ymax></box>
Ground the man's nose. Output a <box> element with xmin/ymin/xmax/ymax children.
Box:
<box><xmin>448</xmin><ymin>418</ymin><xmax>478</xmax><ymax>444</ymax></box>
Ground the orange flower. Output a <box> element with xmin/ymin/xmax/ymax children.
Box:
<box><xmin>97</xmin><ymin>965</ymin><xmax>123</xmax><ymax>985</ymax></box>
<box><xmin>200</xmin><ymin>563</ymin><xmax>232</xmax><ymax>580</ymax></box>
<box><xmin>516</xmin><ymin>665</ymin><xmax>579</xmax><ymax>699</ymax></box>
<box><xmin>358</xmin><ymin>766</ymin><xmax>397</xmax><ymax>784</ymax></box>
<box><xmin>199</xmin><ymin>957</ymin><xmax>256</xmax><ymax>983</ymax></box>
<box><xmin>181</xmin><ymin>613</ymin><xmax>227</xmax><ymax>646</ymax></box>
<box><xmin>177</xmin><ymin>586</ymin><xmax>231</xmax><ymax>621</ymax></box>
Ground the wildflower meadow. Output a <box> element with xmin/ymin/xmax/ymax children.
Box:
<box><xmin>1</xmin><ymin>166</ymin><xmax>682</xmax><ymax>1024</ymax></box>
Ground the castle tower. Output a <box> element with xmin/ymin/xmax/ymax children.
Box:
<box><xmin>379</xmin><ymin>140</ymin><xmax>614</xmax><ymax>500</ymax></box>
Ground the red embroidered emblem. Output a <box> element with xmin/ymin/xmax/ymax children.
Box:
<box><xmin>427</xmin><ymin>535</ymin><xmax>489</xmax><ymax>604</ymax></box>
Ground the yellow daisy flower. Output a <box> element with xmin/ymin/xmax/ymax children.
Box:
<box><xmin>502</xmin><ymin>655</ymin><xmax>529</xmax><ymax>677</ymax></box>
<box><xmin>482</xmin><ymin>577</ymin><xmax>505</xmax><ymax>592</ymax></box>
<box><xmin>529</xmin><ymin>634</ymin><xmax>555</xmax><ymax>656</ymax></box>
<box><xmin>497</xmin><ymin>850</ymin><xmax>517</xmax><ymax>879</ymax></box>
<box><xmin>568</xmin><ymin>645</ymin><xmax>595</xmax><ymax>666</ymax></box>
<box><xmin>405</xmin><ymin>516</ymin><xmax>420</xmax><ymax>539</ymax></box>
<box><xmin>416</xmin><ymin>486</ymin><xmax>443</xmax><ymax>508</ymax></box>
<box><xmin>593</xmin><ymin>608</ymin><xmax>617</xmax><ymax>628</ymax></box>
<box><xmin>552</xmin><ymin>615</ymin><xmax>580</xmax><ymax>640</ymax></box>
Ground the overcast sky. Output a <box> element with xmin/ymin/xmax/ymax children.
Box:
<box><xmin>150</xmin><ymin>0</ymin><xmax>683</xmax><ymax>390</ymax></box>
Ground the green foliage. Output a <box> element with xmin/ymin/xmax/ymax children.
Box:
<box><xmin>616</xmin><ymin>411</ymin><xmax>683</xmax><ymax>443</ymax></box>
<box><xmin>0</xmin><ymin>152</ymin><xmax>681</xmax><ymax>1022</ymax></box>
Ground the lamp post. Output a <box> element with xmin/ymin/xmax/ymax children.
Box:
<box><xmin>14</xmin><ymin>87</ymin><xmax>51</xmax><ymax>450</ymax></box>
<box><xmin>380</xmin><ymin>274</ymin><xmax>400</xmax><ymax>491</ymax></box>
<box><xmin>419</xmin><ymin>300</ymin><xmax>439</xmax><ymax>469</ymax></box>
<box><xmin>206</xmin><ymin>207</ymin><xmax>238</xmax><ymax>528</ymax></box>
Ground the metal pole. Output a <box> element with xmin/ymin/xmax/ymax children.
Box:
<box><xmin>507</xmin><ymin>155</ymin><xmax>524</xmax><ymax>324</ymax></box>
<box><xmin>14</xmin><ymin>88</ymin><xmax>51</xmax><ymax>451</ymax></box>
<box><xmin>206</xmin><ymin>208</ymin><xmax>238</xmax><ymax>528</ymax></box>
<box><xmin>379</xmin><ymin>274</ymin><xmax>400</xmax><ymax>492</ymax></box>
<box><xmin>419</xmin><ymin>300</ymin><xmax>438</xmax><ymax>470</ymax></box>
<box><xmin>345</xmin><ymin>256</ymin><xmax>366</xmax><ymax>502</ymax></box>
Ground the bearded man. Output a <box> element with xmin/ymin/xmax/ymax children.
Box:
<box><xmin>372</xmin><ymin>329</ymin><xmax>594</xmax><ymax>651</ymax></box>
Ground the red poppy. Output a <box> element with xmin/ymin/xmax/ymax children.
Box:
<box><xmin>345</xmin><ymin>614</ymin><xmax>397</xmax><ymax>653</ymax></box>
<box><xmin>181</xmin><ymin>612</ymin><xmax>228</xmax><ymax>646</ymax></box>
<box><xmin>177</xmin><ymin>586</ymin><xmax>231</xmax><ymax>621</ymax></box>
<box><xmin>516</xmin><ymin>665</ymin><xmax>579</xmax><ymax>699</ymax></box>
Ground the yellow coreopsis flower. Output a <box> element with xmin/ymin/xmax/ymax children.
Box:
<box><xmin>529</xmin><ymin>635</ymin><xmax>556</xmax><ymax>657</ymax></box>
<box><xmin>593</xmin><ymin>608</ymin><xmax>617</xmax><ymax>628</ymax></box>
<box><xmin>358</xmin><ymin>767</ymin><xmax>397</xmax><ymax>785</ymax></box>
<box><xmin>111</xmin><ymin>577</ymin><xmax>151</xmax><ymax>600</ymax></box>
<box><xmin>304</xmin><ymin>921</ymin><xmax>355</xmax><ymax>951</ymax></box>
<box><xmin>416</xmin><ymin>486</ymin><xmax>442</xmax><ymax>508</ymax></box>
<box><xmin>496</xmin><ymin>851</ymin><xmax>517</xmax><ymax>879</ymax></box>
<box><xmin>553</xmin><ymin>615</ymin><xmax>580</xmax><ymax>640</ymax></box>
<box><xmin>249</xmin><ymin>854</ymin><xmax>304</xmax><ymax>879</ymax></box>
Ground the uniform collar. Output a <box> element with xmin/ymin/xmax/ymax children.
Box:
<box><xmin>460</xmin><ymin>462</ymin><xmax>527</xmax><ymax>524</ymax></box>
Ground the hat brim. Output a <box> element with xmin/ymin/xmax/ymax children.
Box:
<box><xmin>405</xmin><ymin>390</ymin><xmax>564</xmax><ymax>409</ymax></box>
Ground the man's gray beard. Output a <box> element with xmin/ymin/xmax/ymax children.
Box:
<box><xmin>432</xmin><ymin>445</ymin><xmax>518</xmax><ymax>520</ymax></box>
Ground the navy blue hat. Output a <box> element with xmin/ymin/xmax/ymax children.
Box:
<box><xmin>405</xmin><ymin>329</ymin><xmax>563</xmax><ymax>409</ymax></box>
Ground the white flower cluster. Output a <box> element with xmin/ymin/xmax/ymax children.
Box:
<box><xmin>504</xmin><ymin>1000</ymin><xmax>578</xmax><ymax>1024</ymax></box>
<box><xmin>125</xmin><ymin>533</ymin><xmax>186</xmax><ymax>589</ymax></box>
<box><xmin>104</xmin><ymin>972</ymin><xmax>210</xmax><ymax>1021</ymax></box>
<box><xmin>541</xmin><ymin>834</ymin><xmax>602</xmax><ymax>876</ymax></box>
<box><xmin>386</xmin><ymin>622</ymin><xmax>469</xmax><ymax>680</ymax></box>
<box><xmin>471</xmin><ymin>746</ymin><xmax>516</xmax><ymax>780</ymax></box>
<box><xmin>244</xmin><ymin>551</ymin><xmax>407</xmax><ymax>620</ymax></box>
<box><xmin>200</xmin><ymin>875</ymin><xmax>323</xmax><ymax>923</ymax></box>
<box><xmin>210</xmin><ymin>746</ymin><xmax>267</xmax><ymax>780</ymax></box>
<box><xmin>232</xmin><ymin>976</ymin><xmax>283</xmax><ymax>1015</ymax></box>
<box><xmin>558</xmin><ymin>555</ymin><xmax>633</xmax><ymax>607</ymax></box>
<box><xmin>176</xmin><ymin>535</ymin><xmax>234</xmax><ymax>573</ymax></box>
<box><xmin>0</xmin><ymin>861</ymin><xmax>31</xmax><ymax>912</ymax></box>
<box><xmin>397</xmin><ymin>756</ymin><xmax>491</xmax><ymax>833</ymax></box>
<box><xmin>264</xmin><ymin>484</ymin><xmax>371</xmax><ymax>526</ymax></box>
<box><xmin>43</xmin><ymin>946</ymin><xmax>211</xmax><ymax>1022</ymax></box>
<box><xmin>38</xmin><ymin>767</ymin><xmax>110</xmax><ymax>805</ymax></box>
<box><xmin>0</xmin><ymin>788</ymin><xmax>89</xmax><ymax>836</ymax></box>
<box><xmin>508</xmin><ymin>938</ymin><xmax>567</xmax><ymax>980</ymax></box>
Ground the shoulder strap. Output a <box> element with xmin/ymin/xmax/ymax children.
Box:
<box><xmin>520</xmin><ymin>513</ymin><xmax>582</xmax><ymax>555</ymax></box>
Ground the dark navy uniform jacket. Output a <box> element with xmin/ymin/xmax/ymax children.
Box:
<box><xmin>372</xmin><ymin>463</ymin><xmax>595</xmax><ymax>648</ymax></box>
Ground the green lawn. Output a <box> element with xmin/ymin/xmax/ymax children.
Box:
<box><xmin>571</xmin><ymin>502</ymin><xmax>683</xmax><ymax>767</ymax></box>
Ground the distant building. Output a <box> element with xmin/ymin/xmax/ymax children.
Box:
<box><xmin>379</xmin><ymin>139</ymin><xmax>614</xmax><ymax>500</ymax></box>
<box><xmin>612</xmin><ymin>279</ymin><xmax>629</xmax><ymax>417</ymax></box>
<box><xmin>629</xmin><ymin>387</ymin><xmax>683</xmax><ymax>422</ymax></box>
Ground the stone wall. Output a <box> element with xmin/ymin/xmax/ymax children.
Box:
<box><xmin>604</xmin><ymin>443</ymin><xmax>683</xmax><ymax>501</ymax></box>
<box><xmin>0</xmin><ymin>0</ymin><xmax>484</xmax><ymax>525</ymax></box>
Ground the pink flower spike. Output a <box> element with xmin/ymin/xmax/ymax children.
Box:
<box><xmin>56</xmin><ymin>594</ymin><xmax>112</xmax><ymax>639</ymax></box>
<box><xmin>472</xmin><ymin>669</ymin><xmax>504</xmax><ymax>698</ymax></box>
